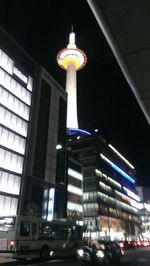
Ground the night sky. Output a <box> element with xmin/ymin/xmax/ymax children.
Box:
<box><xmin>1</xmin><ymin>0</ymin><xmax>150</xmax><ymax>186</ymax></box>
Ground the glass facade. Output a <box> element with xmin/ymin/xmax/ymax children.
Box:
<box><xmin>0</xmin><ymin>45</ymin><xmax>33</xmax><ymax>216</ymax></box>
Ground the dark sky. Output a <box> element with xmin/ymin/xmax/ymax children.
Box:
<box><xmin>1</xmin><ymin>0</ymin><xmax>150</xmax><ymax>186</ymax></box>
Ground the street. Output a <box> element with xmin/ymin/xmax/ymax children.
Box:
<box><xmin>122</xmin><ymin>246</ymin><xmax>150</xmax><ymax>266</ymax></box>
<box><xmin>0</xmin><ymin>246</ymin><xmax>150</xmax><ymax>266</ymax></box>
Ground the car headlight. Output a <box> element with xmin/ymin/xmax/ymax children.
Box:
<box><xmin>77</xmin><ymin>249</ymin><xmax>84</xmax><ymax>257</ymax></box>
<box><xmin>96</xmin><ymin>250</ymin><xmax>104</xmax><ymax>258</ymax></box>
<box><xmin>50</xmin><ymin>251</ymin><xmax>54</xmax><ymax>256</ymax></box>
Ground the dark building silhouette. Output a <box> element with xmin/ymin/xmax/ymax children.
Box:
<box><xmin>0</xmin><ymin>26</ymin><xmax>67</xmax><ymax>219</ymax></box>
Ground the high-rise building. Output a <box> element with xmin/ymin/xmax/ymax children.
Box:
<box><xmin>0</xmin><ymin>26</ymin><xmax>67</xmax><ymax>219</ymax></box>
<box><xmin>57</xmin><ymin>29</ymin><xmax>87</xmax><ymax>129</ymax></box>
<box><xmin>0</xmin><ymin>26</ymin><xmax>35</xmax><ymax>217</ymax></box>
<box><xmin>67</xmin><ymin>132</ymin><xmax>141</xmax><ymax>240</ymax></box>
<box><xmin>25</xmin><ymin>67</ymin><xmax>68</xmax><ymax>219</ymax></box>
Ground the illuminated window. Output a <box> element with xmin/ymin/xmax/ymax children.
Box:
<box><xmin>0</xmin><ymin>126</ymin><xmax>25</xmax><ymax>154</ymax></box>
<box><xmin>0</xmin><ymin>68</ymin><xmax>31</xmax><ymax>105</ymax></box>
<box><xmin>0</xmin><ymin>195</ymin><xmax>18</xmax><ymax>216</ymax></box>
<box><xmin>0</xmin><ymin>106</ymin><xmax>28</xmax><ymax>137</ymax></box>
<box><xmin>0</xmin><ymin>87</ymin><xmax>29</xmax><ymax>120</ymax></box>
<box><xmin>67</xmin><ymin>201</ymin><xmax>83</xmax><ymax>212</ymax></box>
<box><xmin>95</xmin><ymin>169</ymin><xmax>102</xmax><ymax>177</ymax></box>
<box><xmin>0</xmin><ymin>50</ymin><xmax>14</xmax><ymax>75</ymax></box>
<box><xmin>83</xmin><ymin>191</ymin><xmax>97</xmax><ymax>201</ymax></box>
<box><xmin>107</xmin><ymin>177</ymin><xmax>121</xmax><ymax>189</ymax></box>
<box><xmin>68</xmin><ymin>168</ymin><xmax>83</xmax><ymax>180</ymax></box>
<box><xmin>0</xmin><ymin>147</ymin><xmax>23</xmax><ymax>174</ymax></box>
<box><xmin>67</xmin><ymin>184</ymin><xmax>83</xmax><ymax>196</ymax></box>
<box><xmin>0</xmin><ymin>171</ymin><xmax>21</xmax><ymax>195</ymax></box>
<box><xmin>83</xmin><ymin>203</ymin><xmax>98</xmax><ymax>214</ymax></box>
<box><xmin>27</xmin><ymin>76</ymin><xmax>33</xmax><ymax>91</ymax></box>
<box><xmin>99</xmin><ymin>181</ymin><xmax>112</xmax><ymax>192</ymax></box>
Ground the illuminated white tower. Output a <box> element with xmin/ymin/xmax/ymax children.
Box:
<box><xmin>57</xmin><ymin>30</ymin><xmax>87</xmax><ymax>129</ymax></box>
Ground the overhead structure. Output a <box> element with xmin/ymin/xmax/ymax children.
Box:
<box><xmin>87</xmin><ymin>0</ymin><xmax>150</xmax><ymax>126</ymax></box>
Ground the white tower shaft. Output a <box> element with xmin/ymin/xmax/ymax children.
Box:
<box><xmin>66</xmin><ymin>63</ymin><xmax>78</xmax><ymax>128</ymax></box>
<box><xmin>57</xmin><ymin>31</ymin><xmax>87</xmax><ymax>129</ymax></box>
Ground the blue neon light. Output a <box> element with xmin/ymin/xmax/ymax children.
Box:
<box><xmin>111</xmin><ymin>164</ymin><xmax>135</xmax><ymax>184</ymax></box>
<box><xmin>100</xmin><ymin>154</ymin><xmax>135</xmax><ymax>184</ymax></box>
<box><xmin>68</xmin><ymin>128</ymin><xmax>91</xmax><ymax>136</ymax></box>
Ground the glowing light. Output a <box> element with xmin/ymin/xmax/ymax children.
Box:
<box><xmin>13</xmin><ymin>67</ymin><xmax>27</xmax><ymax>84</ymax></box>
<box><xmin>144</xmin><ymin>203</ymin><xmax>150</xmax><ymax>211</ymax></box>
<box><xmin>0</xmin><ymin>171</ymin><xmax>20</xmax><ymax>195</ymax></box>
<box><xmin>57</xmin><ymin>31</ymin><xmax>87</xmax><ymax>71</ymax></box>
<box><xmin>0</xmin><ymin>126</ymin><xmax>25</xmax><ymax>155</ymax></box>
<box><xmin>67</xmin><ymin>184</ymin><xmax>83</xmax><ymax>196</ymax></box>
<box><xmin>0</xmin><ymin>68</ymin><xmax>31</xmax><ymax>105</ymax></box>
<box><xmin>123</xmin><ymin>187</ymin><xmax>140</xmax><ymax>201</ymax></box>
<box><xmin>107</xmin><ymin>177</ymin><xmax>121</xmax><ymax>188</ymax></box>
<box><xmin>56</xmin><ymin>144</ymin><xmax>62</xmax><ymax>150</ymax></box>
<box><xmin>100</xmin><ymin>154</ymin><xmax>135</xmax><ymax>184</ymax></box>
<box><xmin>68</xmin><ymin>168</ymin><xmax>83</xmax><ymax>180</ymax></box>
<box><xmin>67</xmin><ymin>201</ymin><xmax>83</xmax><ymax>212</ymax></box>
<box><xmin>0</xmin><ymin>196</ymin><xmax>18</xmax><ymax>216</ymax></box>
<box><xmin>108</xmin><ymin>144</ymin><xmax>134</xmax><ymax>169</ymax></box>
<box><xmin>27</xmin><ymin>76</ymin><xmax>33</xmax><ymax>91</ymax></box>
<box><xmin>68</xmin><ymin>128</ymin><xmax>91</xmax><ymax>136</ymax></box>
<box><xmin>0</xmin><ymin>147</ymin><xmax>23</xmax><ymax>174</ymax></box>
<box><xmin>0</xmin><ymin>86</ymin><xmax>29</xmax><ymax>121</ymax></box>
<box><xmin>0</xmin><ymin>49</ymin><xmax>14</xmax><ymax>75</ymax></box>
<box><xmin>96</xmin><ymin>250</ymin><xmax>104</xmax><ymax>258</ymax></box>
<box><xmin>47</xmin><ymin>188</ymin><xmax>55</xmax><ymax>221</ymax></box>
<box><xmin>130</xmin><ymin>199</ymin><xmax>142</xmax><ymax>209</ymax></box>
<box><xmin>0</xmin><ymin>106</ymin><xmax>28</xmax><ymax>137</ymax></box>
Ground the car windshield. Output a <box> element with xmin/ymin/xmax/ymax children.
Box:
<box><xmin>0</xmin><ymin>217</ymin><xmax>16</xmax><ymax>231</ymax></box>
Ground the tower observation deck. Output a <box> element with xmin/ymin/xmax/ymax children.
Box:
<box><xmin>57</xmin><ymin>30</ymin><xmax>87</xmax><ymax>129</ymax></box>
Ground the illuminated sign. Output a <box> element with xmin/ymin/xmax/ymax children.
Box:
<box><xmin>13</xmin><ymin>67</ymin><xmax>27</xmax><ymax>84</ymax></box>
<box><xmin>47</xmin><ymin>188</ymin><xmax>55</xmax><ymax>221</ymax></box>
<box><xmin>100</xmin><ymin>154</ymin><xmax>135</xmax><ymax>184</ymax></box>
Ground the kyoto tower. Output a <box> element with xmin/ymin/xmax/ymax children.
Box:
<box><xmin>57</xmin><ymin>29</ymin><xmax>87</xmax><ymax>129</ymax></box>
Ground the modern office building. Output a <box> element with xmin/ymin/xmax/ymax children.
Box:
<box><xmin>57</xmin><ymin>29</ymin><xmax>87</xmax><ymax>129</ymax></box>
<box><xmin>0</xmin><ymin>26</ymin><xmax>67</xmax><ymax>219</ymax></box>
<box><xmin>67</xmin><ymin>132</ymin><xmax>141</xmax><ymax>240</ymax></box>
<box><xmin>25</xmin><ymin>67</ymin><xmax>68</xmax><ymax>219</ymax></box>
<box><xmin>0</xmin><ymin>26</ymin><xmax>35</xmax><ymax>217</ymax></box>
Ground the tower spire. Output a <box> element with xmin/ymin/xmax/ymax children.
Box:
<box><xmin>67</xmin><ymin>28</ymin><xmax>76</xmax><ymax>49</ymax></box>
<box><xmin>57</xmin><ymin>30</ymin><xmax>87</xmax><ymax>129</ymax></box>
